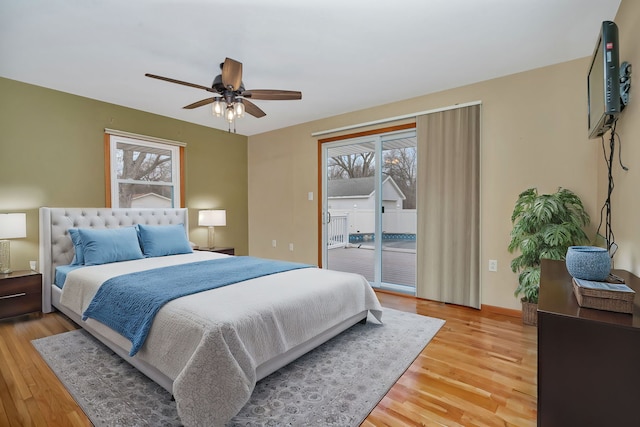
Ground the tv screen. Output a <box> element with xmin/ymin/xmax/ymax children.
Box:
<box><xmin>587</xmin><ymin>21</ymin><xmax>620</xmax><ymax>139</ymax></box>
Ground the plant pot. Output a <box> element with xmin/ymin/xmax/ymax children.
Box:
<box><xmin>522</xmin><ymin>300</ymin><xmax>538</xmax><ymax>326</ymax></box>
<box><xmin>565</xmin><ymin>246</ymin><xmax>610</xmax><ymax>281</ymax></box>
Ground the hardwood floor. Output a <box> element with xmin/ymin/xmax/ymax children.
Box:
<box><xmin>0</xmin><ymin>292</ymin><xmax>537</xmax><ymax>426</ymax></box>
<box><xmin>365</xmin><ymin>292</ymin><xmax>537</xmax><ymax>426</ymax></box>
<box><xmin>0</xmin><ymin>311</ymin><xmax>89</xmax><ymax>427</ymax></box>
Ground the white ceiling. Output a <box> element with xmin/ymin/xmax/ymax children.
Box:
<box><xmin>0</xmin><ymin>0</ymin><xmax>621</xmax><ymax>136</ymax></box>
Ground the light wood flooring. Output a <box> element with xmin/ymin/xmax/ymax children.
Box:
<box><xmin>365</xmin><ymin>292</ymin><xmax>537</xmax><ymax>426</ymax></box>
<box><xmin>0</xmin><ymin>292</ymin><xmax>537</xmax><ymax>426</ymax></box>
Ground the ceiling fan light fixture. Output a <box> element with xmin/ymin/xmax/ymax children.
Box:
<box><xmin>234</xmin><ymin>101</ymin><xmax>245</xmax><ymax>118</ymax></box>
<box><xmin>225</xmin><ymin>106</ymin><xmax>235</xmax><ymax>123</ymax></box>
<box><xmin>212</xmin><ymin>99</ymin><xmax>224</xmax><ymax>117</ymax></box>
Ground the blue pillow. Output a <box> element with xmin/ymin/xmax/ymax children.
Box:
<box><xmin>137</xmin><ymin>224</ymin><xmax>193</xmax><ymax>257</ymax></box>
<box><xmin>77</xmin><ymin>227</ymin><xmax>144</xmax><ymax>266</ymax></box>
<box><xmin>68</xmin><ymin>228</ymin><xmax>84</xmax><ymax>265</ymax></box>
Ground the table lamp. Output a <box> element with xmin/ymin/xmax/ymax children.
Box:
<box><xmin>0</xmin><ymin>213</ymin><xmax>27</xmax><ymax>274</ymax></box>
<box><xmin>198</xmin><ymin>210</ymin><xmax>226</xmax><ymax>249</ymax></box>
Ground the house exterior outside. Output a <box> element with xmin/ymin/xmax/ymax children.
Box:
<box><xmin>327</xmin><ymin>176</ymin><xmax>405</xmax><ymax>211</ymax></box>
<box><xmin>130</xmin><ymin>193</ymin><xmax>172</xmax><ymax>208</ymax></box>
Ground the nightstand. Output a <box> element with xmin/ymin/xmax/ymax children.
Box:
<box><xmin>195</xmin><ymin>247</ymin><xmax>235</xmax><ymax>256</ymax></box>
<box><xmin>0</xmin><ymin>270</ymin><xmax>42</xmax><ymax>320</ymax></box>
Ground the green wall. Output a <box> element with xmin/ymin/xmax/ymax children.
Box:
<box><xmin>0</xmin><ymin>77</ymin><xmax>248</xmax><ymax>270</ymax></box>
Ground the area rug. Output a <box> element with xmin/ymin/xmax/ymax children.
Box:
<box><xmin>32</xmin><ymin>308</ymin><xmax>444</xmax><ymax>426</ymax></box>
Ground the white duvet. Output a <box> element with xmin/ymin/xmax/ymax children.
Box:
<box><xmin>59</xmin><ymin>251</ymin><xmax>383</xmax><ymax>426</ymax></box>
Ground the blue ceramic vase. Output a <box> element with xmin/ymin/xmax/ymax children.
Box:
<box><xmin>565</xmin><ymin>246</ymin><xmax>611</xmax><ymax>281</ymax></box>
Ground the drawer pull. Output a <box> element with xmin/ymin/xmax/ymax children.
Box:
<box><xmin>0</xmin><ymin>292</ymin><xmax>26</xmax><ymax>300</ymax></box>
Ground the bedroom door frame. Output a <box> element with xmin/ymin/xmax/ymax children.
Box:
<box><xmin>318</xmin><ymin>124</ymin><xmax>417</xmax><ymax>294</ymax></box>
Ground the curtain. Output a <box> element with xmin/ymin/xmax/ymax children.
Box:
<box><xmin>416</xmin><ymin>104</ymin><xmax>480</xmax><ymax>308</ymax></box>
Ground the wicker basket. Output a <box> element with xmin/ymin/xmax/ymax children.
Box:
<box><xmin>572</xmin><ymin>279</ymin><xmax>635</xmax><ymax>314</ymax></box>
<box><xmin>522</xmin><ymin>300</ymin><xmax>538</xmax><ymax>326</ymax></box>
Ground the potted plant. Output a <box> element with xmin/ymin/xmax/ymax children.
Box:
<box><xmin>508</xmin><ymin>187</ymin><xmax>590</xmax><ymax>325</ymax></box>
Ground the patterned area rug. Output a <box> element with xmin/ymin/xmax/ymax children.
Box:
<box><xmin>32</xmin><ymin>308</ymin><xmax>444</xmax><ymax>426</ymax></box>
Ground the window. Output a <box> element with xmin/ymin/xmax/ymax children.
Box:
<box><xmin>105</xmin><ymin>130</ymin><xmax>185</xmax><ymax>208</ymax></box>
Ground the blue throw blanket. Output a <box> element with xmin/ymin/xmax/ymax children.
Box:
<box><xmin>82</xmin><ymin>256</ymin><xmax>313</xmax><ymax>356</ymax></box>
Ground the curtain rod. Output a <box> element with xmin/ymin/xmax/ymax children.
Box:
<box><xmin>310</xmin><ymin>100</ymin><xmax>482</xmax><ymax>137</ymax></box>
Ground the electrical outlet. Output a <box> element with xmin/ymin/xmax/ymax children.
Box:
<box><xmin>308</xmin><ymin>192</ymin><xmax>314</xmax><ymax>201</ymax></box>
<box><xmin>289</xmin><ymin>243</ymin><xmax>294</xmax><ymax>251</ymax></box>
<box><xmin>272</xmin><ymin>240</ymin><xmax>277</xmax><ymax>248</ymax></box>
<box><xmin>489</xmin><ymin>260</ymin><xmax>498</xmax><ymax>272</ymax></box>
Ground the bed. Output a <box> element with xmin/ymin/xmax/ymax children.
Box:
<box><xmin>39</xmin><ymin>207</ymin><xmax>383</xmax><ymax>426</ymax></box>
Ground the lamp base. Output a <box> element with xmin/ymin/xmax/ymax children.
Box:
<box><xmin>207</xmin><ymin>227</ymin><xmax>216</xmax><ymax>250</ymax></box>
<box><xmin>0</xmin><ymin>240</ymin><xmax>11</xmax><ymax>274</ymax></box>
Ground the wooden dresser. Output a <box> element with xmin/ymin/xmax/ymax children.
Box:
<box><xmin>0</xmin><ymin>270</ymin><xmax>42</xmax><ymax>320</ymax></box>
<box><xmin>537</xmin><ymin>259</ymin><xmax>640</xmax><ymax>427</ymax></box>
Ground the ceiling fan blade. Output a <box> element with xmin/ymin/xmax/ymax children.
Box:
<box><xmin>221</xmin><ymin>58</ymin><xmax>243</xmax><ymax>91</ymax></box>
<box><xmin>243</xmin><ymin>89</ymin><xmax>302</xmax><ymax>100</ymax></box>
<box><xmin>183</xmin><ymin>97</ymin><xmax>217</xmax><ymax>109</ymax></box>
<box><xmin>145</xmin><ymin>73</ymin><xmax>213</xmax><ymax>92</ymax></box>
<box><xmin>242</xmin><ymin>99</ymin><xmax>266</xmax><ymax>118</ymax></box>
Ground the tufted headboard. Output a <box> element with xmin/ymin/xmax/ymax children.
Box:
<box><xmin>39</xmin><ymin>207</ymin><xmax>189</xmax><ymax>313</ymax></box>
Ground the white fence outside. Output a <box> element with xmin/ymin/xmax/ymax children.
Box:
<box><xmin>327</xmin><ymin>214</ymin><xmax>349</xmax><ymax>248</ymax></box>
<box><xmin>328</xmin><ymin>209</ymin><xmax>417</xmax><ymax>236</ymax></box>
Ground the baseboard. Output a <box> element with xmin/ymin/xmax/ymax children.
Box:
<box><xmin>374</xmin><ymin>289</ymin><xmax>416</xmax><ymax>298</ymax></box>
<box><xmin>481</xmin><ymin>304</ymin><xmax>522</xmax><ymax>318</ymax></box>
<box><xmin>375</xmin><ymin>289</ymin><xmax>523</xmax><ymax>319</ymax></box>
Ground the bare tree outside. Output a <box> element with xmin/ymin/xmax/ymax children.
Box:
<box><xmin>116</xmin><ymin>143</ymin><xmax>173</xmax><ymax>207</ymax></box>
<box><xmin>328</xmin><ymin>152</ymin><xmax>375</xmax><ymax>179</ymax></box>
<box><xmin>383</xmin><ymin>147</ymin><xmax>417</xmax><ymax>209</ymax></box>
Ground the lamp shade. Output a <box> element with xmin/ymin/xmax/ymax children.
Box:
<box><xmin>0</xmin><ymin>213</ymin><xmax>27</xmax><ymax>239</ymax></box>
<box><xmin>198</xmin><ymin>210</ymin><xmax>226</xmax><ymax>227</ymax></box>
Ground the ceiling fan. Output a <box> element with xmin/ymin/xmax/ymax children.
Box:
<box><xmin>145</xmin><ymin>57</ymin><xmax>302</xmax><ymax>130</ymax></box>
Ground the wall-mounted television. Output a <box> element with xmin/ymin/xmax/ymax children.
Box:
<box><xmin>587</xmin><ymin>21</ymin><xmax>621</xmax><ymax>139</ymax></box>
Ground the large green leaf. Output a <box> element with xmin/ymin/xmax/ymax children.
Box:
<box><xmin>511</xmin><ymin>188</ymin><xmax>537</xmax><ymax>222</ymax></box>
<box><xmin>515</xmin><ymin>266</ymin><xmax>540</xmax><ymax>303</ymax></box>
<box><xmin>531</xmin><ymin>196</ymin><xmax>559</xmax><ymax>223</ymax></box>
<box><xmin>543</xmin><ymin>224</ymin><xmax>572</xmax><ymax>247</ymax></box>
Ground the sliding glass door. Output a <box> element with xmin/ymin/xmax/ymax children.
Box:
<box><xmin>380</xmin><ymin>134</ymin><xmax>417</xmax><ymax>290</ymax></box>
<box><xmin>322</xmin><ymin>129</ymin><xmax>417</xmax><ymax>293</ymax></box>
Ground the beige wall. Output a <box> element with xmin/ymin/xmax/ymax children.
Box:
<box><xmin>602</xmin><ymin>0</ymin><xmax>640</xmax><ymax>274</ymax></box>
<box><xmin>248</xmin><ymin>57</ymin><xmax>603</xmax><ymax>310</ymax></box>
<box><xmin>0</xmin><ymin>77</ymin><xmax>249</xmax><ymax>270</ymax></box>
